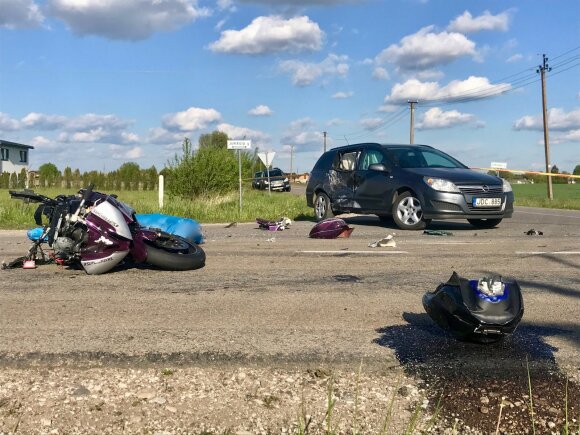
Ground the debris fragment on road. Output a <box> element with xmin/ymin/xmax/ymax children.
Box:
<box><xmin>524</xmin><ymin>228</ymin><xmax>544</xmax><ymax>236</ymax></box>
<box><xmin>309</xmin><ymin>218</ymin><xmax>354</xmax><ymax>239</ymax></box>
<box><xmin>256</xmin><ymin>217</ymin><xmax>292</xmax><ymax>231</ymax></box>
<box><xmin>423</xmin><ymin>229</ymin><xmax>453</xmax><ymax>236</ymax></box>
<box><xmin>368</xmin><ymin>234</ymin><xmax>396</xmax><ymax>248</ymax></box>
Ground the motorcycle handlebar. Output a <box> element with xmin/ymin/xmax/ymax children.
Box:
<box><xmin>9</xmin><ymin>189</ymin><xmax>54</xmax><ymax>204</ymax></box>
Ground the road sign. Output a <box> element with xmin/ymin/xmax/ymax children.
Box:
<box><xmin>258</xmin><ymin>151</ymin><xmax>276</xmax><ymax>168</ymax></box>
<box><xmin>491</xmin><ymin>162</ymin><xmax>508</xmax><ymax>169</ymax></box>
<box><xmin>227</xmin><ymin>140</ymin><xmax>251</xmax><ymax>150</ymax></box>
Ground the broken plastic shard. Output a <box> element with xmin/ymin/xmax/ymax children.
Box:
<box><xmin>368</xmin><ymin>234</ymin><xmax>396</xmax><ymax>248</ymax></box>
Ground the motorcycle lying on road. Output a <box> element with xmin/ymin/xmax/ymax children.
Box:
<box><xmin>7</xmin><ymin>186</ymin><xmax>205</xmax><ymax>274</ymax></box>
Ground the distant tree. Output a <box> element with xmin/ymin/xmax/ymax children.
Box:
<box><xmin>38</xmin><ymin>163</ymin><xmax>61</xmax><ymax>187</ymax></box>
<box><xmin>9</xmin><ymin>172</ymin><xmax>18</xmax><ymax>188</ymax></box>
<box><xmin>573</xmin><ymin>165</ymin><xmax>580</xmax><ymax>176</ymax></box>
<box><xmin>63</xmin><ymin>166</ymin><xmax>73</xmax><ymax>189</ymax></box>
<box><xmin>118</xmin><ymin>162</ymin><xmax>141</xmax><ymax>190</ymax></box>
<box><xmin>73</xmin><ymin>168</ymin><xmax>81</xmax><ymax>188</ymax></box>
<box><xmin>17</xmin><ymin>168</ymin><xmax>27</xmax><ymax>188</ymax></box>
<box><xmin>199</xmin><ymin>131</ymin><xmax>228</xmax><ymax>150</ymax></box>
<box><xmin>550</xmin><ymin>165</ymin><xmax>559</xmax><ymax>174</ymax></box>
<box><xmin>0</xmin><ymin>172</ymin><xmax>10</xmax><ymax>189</ymax></box>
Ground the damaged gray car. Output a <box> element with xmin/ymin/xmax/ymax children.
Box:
<box><xmin>305</xmin><ymin>143</ymin><xmax>514</xmax><ymax>230</ymax></box>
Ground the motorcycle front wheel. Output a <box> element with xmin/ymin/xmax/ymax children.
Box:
<box><xmin>145</xmin><ymin>234</ymin><xmax>205</xmax><ymax>271</ymax></box>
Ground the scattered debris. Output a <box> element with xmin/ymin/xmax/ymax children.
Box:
<box><xmin>368</xmin><ymin>234</ymin><xmax>396</xmax><ymax>248</ymax></box>
<box><xmin>266</xmin><ymin>237</ymin><xmax>276</xmax><ymax>243</ymax></box>
<box><xmin>309</xmin><ymin>218</ymin><xmax>354</xmax><ymax>239</ymax></box>
<box><xmin>224</xmin><ymin>222</ymin><xmax>237</xmax><ymax>228</ymax></box>
<box><xmin>423</xmin><ymin>229</ymin><xmax>453</xmax><ymax>236</ymax></box>
<box><xmin>256</xmin><ymin>217</ymin><xmax>292</xmax><ymax>231</ymax></box>
<box><xmin>524</xmin><ymin>228</ymin><xmax>543</xmax><ymax>236</ymax></box>
<box><xmin>333</xmin><ymin>274</ymin><xmax>362</xmax><ymax>282</ymax></box>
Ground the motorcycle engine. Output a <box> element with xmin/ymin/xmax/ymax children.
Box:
<box><xmin>53</xmin><ymin>237</ymin><xmax>75</xmax><ymax>254</ymax></box>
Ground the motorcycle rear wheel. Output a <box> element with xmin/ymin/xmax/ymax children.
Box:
<box><xmin>145</xmin><ymin>234</ymin><xmax>205</xmax><ymax>271</ymax></box>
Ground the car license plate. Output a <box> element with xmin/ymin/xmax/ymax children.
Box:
<box><xmin>473</xmin><ymin>197</ymin><xmax>501</xmax><ymax>207</ymax></box>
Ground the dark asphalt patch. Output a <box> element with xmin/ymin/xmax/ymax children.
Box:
<box><xmin>374</xmin><ymin>312</ymin><xmax>579</xmax><ymax>433</ymax></box>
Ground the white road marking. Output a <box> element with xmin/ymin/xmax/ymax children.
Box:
<box><xmin>297</xmin><ymin>250</ymin><xmax>408</xmax><ymax>255</ymax></box>
<box><xmin>515</xmin><ymin>251</ymin><xmax>580</xmax><ymax>255</ymax></box>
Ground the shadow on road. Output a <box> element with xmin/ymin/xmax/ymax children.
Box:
<box><xmin>374</xmin><ymin>312</ymin><xmax>580</xmax><ymax>432</ymax></box>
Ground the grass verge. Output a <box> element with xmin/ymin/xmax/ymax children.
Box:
<box><xmin>0</xmin><ymin>187</ymin><xmax>313</xmax><ymax>229</ymax></box>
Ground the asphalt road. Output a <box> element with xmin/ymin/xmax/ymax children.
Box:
<box><xmin>0</xmin><ymin>206</ymin><xmax>578</xmax><ymax>377</ymax></box>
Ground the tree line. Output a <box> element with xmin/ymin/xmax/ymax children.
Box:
<box><xmin>1</xmin><ymin>131</ymin><xmax>265</xmax><ymax>196</ymax></box>
<box><xmin>0</xmin><ymin>162</ymin><xmax>159</xmax><ymax>190</ymax></box>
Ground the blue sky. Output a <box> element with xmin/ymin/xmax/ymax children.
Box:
<box><xmin>0</xmin><ymin>0</ymin><xmax>579</xmax><ymax>174</ymax></box>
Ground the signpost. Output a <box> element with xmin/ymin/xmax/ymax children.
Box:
<box><xmin>227</xmin><ymin>140</ymin><xmax>252</xmax><ymax>214</ymax></box>
<box><xmin>257</xmin><ymin>151</ymin><xmax>276</xmax><ymax>195</ymax></box>
<box><xmin>491</xmin><ymin>162</ymin><xmax>507</xmax><ymax>177</ymax></box>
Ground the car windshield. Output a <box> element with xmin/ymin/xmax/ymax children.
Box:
<box><xmin>268</xmin><ymin>169</ymin><xmax>284</xmax><ymax>177</ymax></box>
<box><xmin>387</xmin><ymin>148</ymin><xmax>467</xmax><ymax>169</ymax></box>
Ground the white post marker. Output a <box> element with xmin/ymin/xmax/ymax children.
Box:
<box><xmin>227</xmin><ymin>140</ymin><xmax>252</xmax><ymax>214</ymax></box>
<box><xmin>158</xmin><ymin>174</ymin><xmax>164</xmax><ymax>209</ymax></box>
<box><xmin>257</xmin><ymin>151</ymin><xmax>276</xmax><ymax>195</ymax></box>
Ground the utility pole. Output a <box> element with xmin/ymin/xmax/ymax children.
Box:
<box><xmin>323</xmin><ymin>131</ymin><xmax>327</xmax><ymax>153</ymax></box>
<box><xmin>290</xmin><ymin>145</ymin><xmax>294</xmax><ymax>183</ymax></box>
<box><xmin>408</xmin><ymin>101</ymin><xmax>418</xmax><ymax>144</ymax></box>
<box><xmin>537</xmin><ymin>54</ymin><xmax>553</xmax><ymax>200</ymax></box>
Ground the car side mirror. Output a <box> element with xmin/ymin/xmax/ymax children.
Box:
<box><xmin>369</xmin><ymin>163</ymin><xmax>389</xmax><ymax>172</ymax></box>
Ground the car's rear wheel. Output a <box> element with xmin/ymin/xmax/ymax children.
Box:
<box><xmin>314</xmin><ymin>192</ymin><xmax>334</xmax><ymax>221</ymax></box>
<box><xmin>467</xmin><ymin>218</ymin><xmax>502</xmax><ymax>229</ymax></box>
<box><xmin>392</xmin><ymin>191</ymin><xmax>430</xmax><ymax>230</ymax></box>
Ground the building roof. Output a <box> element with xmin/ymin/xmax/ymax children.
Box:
<box><xmin>0</xmin><ymin>139</ymin><xmax>34</xmax><ymax>149</ymax></box>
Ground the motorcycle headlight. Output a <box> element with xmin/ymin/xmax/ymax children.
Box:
<box><xmin>424</xmin><ymin>177</ymin><xmax>460</xmax><ymax>193</ymax></box>
<box><xmin>502</xmin><ymin>178</ymin><xmax>512</xmax><ymax>192</ymax></box>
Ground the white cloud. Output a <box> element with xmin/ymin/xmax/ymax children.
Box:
<box><xmin>360</xmin><ymin>117</ymin><xmax>383</xmax><ymax>130</ymax></box>
<box><xmin>248</xmin><ymin>105</ymin><xmax>273</xmax><ymax>116</ymax></box>
<box><xmin>146</xmin><ymin>127</ymin><xmax>186</xmax><ymax>145</ymax></box>
<box><xmin>416</xmin><ymin>107</ymin><xmax>476</xmax><ymax>129</ymax></box>
<box><xmin>49</xmin><ymin>0</ymin><xmax>210</xmax><ymax>40</ymax></box>
<box><xmin>447</xmin><ymin>10</ymin><xmax>511</xmax><ymax>33</ymax></box>
<box><xmin>506</xmin><ymin>53</ymin><xmax>523</xmax><ymax>63</ymax></box>
<box><xmin>281</xmin><ymin>118</ymin><xmax>325</xmax><ymax>152</ymax></box>
<box><xmin>551</xmin><ymin>130</ymin><xmax>580</xmax><ymax>144</ymax></box>
<box><xmin>238</xmin><ymin>0</ymin><xmax>360</xmax><ymax>4</ymax></box>
<box><xmin>29</xmin><ymin>136</ymin><xmax>59</xmax><ymax>150</ymax></box>
<box><xmin>55</xmin><ymin>114</ymin><xmax>139</xmax><ymax>144</ymax></box>
<box><xmin>162</xmin><ymin>107</ymin><xmax>222</xmax><ymax>132</ymax></box>
<box><xmin>0</xmin><ymin>112</ymin><xmax>21</xmax><ymax>131</ymax></box>
<box><xmin>0</xmin><ymin>0</ymin><xmax>45</xmax><ymax>29</ymax></box>
<box><xmin>279</xmin><ymin>53</ymin><xmax>349</xmax><ymax>86</ymax></box>
<box><xmin>332</xmin><ymin>91</ymin><xmax>353</xmax><ymax>99</ymax></box>
<box><xmin>378</xmin><ymin>104</ymin><xmax>401</xmax><ymax>113</ymax></box>
<box><xmin>375</xmin><ymin>25</ymin><xmax>476</xmax><ymax>70</ymax></box>
<box><xmin>21</xmin><ymin>112</ymin><xmax>68</xmax><ymax>130</ymax></box>
<box><xmin>216</xmin><ymin>122</ymin><xmax>270</xmax><ymax>147</ymax></box>
<box><xmin>109</xmin><ymin>145</ymin><xmax>144</xmax><ymax>159</ymax></box>
<box><xmin>385</xmin><ymin>76</ymin><xmax>511</xmax><ymax>104</ymax></box>
<box><xmin>372</xmin><ymin>67</ymin><xmax>389</xmax><ymax>80</ymax></box>
<box><xmin>514</xmin><ymin>108</ymin><xmax>580</xmax><ymax>131</ymax></box>
<box><xmin>209</xmin><ymin>15</ymin><xmax>324</xmax><ymax>55</ymax></box>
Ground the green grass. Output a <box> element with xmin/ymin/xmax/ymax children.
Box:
<box><xmin>1</xmin><ymin>183</ymin><xmax>578</xmax><ymax>229</ymax></box>
<box><xmin>0</xmin><ymin>187</ymin><xmax>314</xmax><ymax>229</ymax></box>
<box><xmin>512</xmin><ymin>183</ymin><xmax>580</xmax><ymax>210</ymax></box>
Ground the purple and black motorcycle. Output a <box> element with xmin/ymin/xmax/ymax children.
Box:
<box><xmin>8</xmin><ymin>185</ymin><xmax>205</xmax><ymax>274</ymax></box>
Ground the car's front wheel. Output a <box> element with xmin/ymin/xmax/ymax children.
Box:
<box><xmin>314</xmin><ymin>192</ymin><xmax>334</xmax><ymax>221</ymax></box>
<box><xmin>392</xmin><ymin>191</ymin><xmax>430</xmax><ymax>230</ymax></box>
<box><xmin>467</xmin><ymin>218</ymin><xmax>502</xmax><ymax>229</ymax></box>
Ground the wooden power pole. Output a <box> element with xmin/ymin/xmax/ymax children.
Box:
<box><xmin>408</xmin><ymin>101</ymin><xmax>418</xmax><ymax>144</ymax></box>
<box><xmin>537</xmin><ymin>54</ymin><xmax>553</xmax><ymax>200</ymax></box>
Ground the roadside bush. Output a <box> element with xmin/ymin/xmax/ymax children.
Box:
<box><xmin>166</xmin><ymin>134</ymin><xmax>256</xmax><ymax>198</ymax></box>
